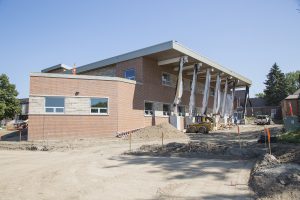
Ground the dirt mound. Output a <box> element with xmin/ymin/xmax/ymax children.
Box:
<box><xmin>0</xmin><ymin>140</ymin><xmax>93</xmax><ymax>152</ymax></box>
<box><xmin>131</xmin><ymin>123</ymin><xmax>188</xmax><ymax>140</ymax></box>
<box><xmin>272</xmin><ymin>144</ymin><xmax>300</xmax><ymax>164</ymax></box>
<box><xmin>127</xmin><ymin>141</ymin><xmax>263</xmax><ymax>159</ymax></box>
<box><xmin>249</xmin><ymin>154</ymin><xmax>300</xmax><ymax>200</ymax></box>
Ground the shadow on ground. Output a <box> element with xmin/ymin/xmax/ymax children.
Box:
<box><xmin>0</xmin><ymin>129</ymin><xmax>27</xmax><ymax>141</ymax></box>
<box><xmin>107</xmin><ymin>154</ymin><xmax>254</xmax><ymax>181</ymax></box>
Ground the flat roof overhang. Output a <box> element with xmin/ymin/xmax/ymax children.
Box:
<box><xmin>74</xmin><ymin>40</ymin><xmax>252</xmax><ymax>88</ymax></box>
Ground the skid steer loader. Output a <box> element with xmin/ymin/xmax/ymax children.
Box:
<box><xmin>186</xmin><ymin>116</ymin><xmax>213</xmax><ymax>134</ymax></box>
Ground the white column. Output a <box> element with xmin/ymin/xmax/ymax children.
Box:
<box><xmin>213</xmin><ymin>73</ymin><xmax>221</xmax><ymax>114</ymax></box>
<box><xmin>172</xmin><ymin>56</ymin><xmax>188</xmax><ymax>115</ymax></box>
<box><xmin>230</xmin><ymin>80</ymin><xmax>236</xmax><ymax>117</ymax></box>
<box><xmin>201</xmin><ymin>69</ymin><xmax>211</xmax><ymax>115</ymax></box>
<box><xmin>221</xmin><ymin>78</ymin><xmax>228</xmax><ymax>117</ymax></box>
<box><xmin>188</xmin><ymin>63</ymin><xmax>201</xmax><ymax>118</ymax></box>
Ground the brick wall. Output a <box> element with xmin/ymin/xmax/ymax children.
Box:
<box><xmin>116</xmin><ymin>57</ymin><xmax>143</xmax><ymax>83</ymax></box>
<box><xmin>29</xmin><ymin>56</ymin><xmax>223</xmax><ymax>140</ymax></box>
<box><xmin>141</xmin><ymin>57</ymin><xmax>214</xmax><ymax>113</ymax></box>
<box><xmin>29</xmin><ymin>75</ymin><xmax>127</xmax><ymax>140</ymax></box>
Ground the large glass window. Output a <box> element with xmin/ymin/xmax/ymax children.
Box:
<box><xmin>144</xmin><ymin>102</ymin><xmax>154</xmax><ymax>115</ymax></box>
<box><xmin>163</xmin><ymin>104</ymin><xmax>170</xmax><ymax>116</ymax></box>
<box><xmin>162</xmin><ymin>72</ymin><xmax>171</xmax><ymax>86</ymax></box>
<box><xmin>45</xmin><ymin>97</ymin><xmax>65</xmax><ymax>113</ymax></box>
<box><xmin>91</xmin><ymin>98</ymin><xmax>108</xmax><ymax>114</ymax></box>
<box><xmin>124</xmin><ymin>68</ymin><xmax>136</xmax><ymax>80</ymax></box>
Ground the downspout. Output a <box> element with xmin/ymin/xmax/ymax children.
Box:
<box><xmin>188</xmin><ymin>63</ymin><xmax>201</xmax><ymax>118</ymax></box>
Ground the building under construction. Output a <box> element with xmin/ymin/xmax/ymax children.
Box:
<box><xmin>28</xmin><ymin>41</ymin><xmax>252</xmax><ymax>140</ymax></box>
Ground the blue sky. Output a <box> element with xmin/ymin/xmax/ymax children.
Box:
<box><xmin>0</xmin><ymin>0</ymin><xmax>299</xmax><ymax>98</ymax></box>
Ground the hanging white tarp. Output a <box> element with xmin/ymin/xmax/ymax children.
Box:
<box><xmin>201</xmin><ymin>69</ymin><xmax>211</xmax><ymax>115</ymax></box>
<box><xmin>230</xmin><ymin>81</ymin><xmax>236</xmax><ymax>117</ymax></box>
<box><xmin>221</xmin><ymin>78</ymin><xmax>228</xmax><ymax>117</ymax></box>
<box><xmin>173</xmin><ymin>56</ymin><xmax>187</xmax><ymax>115</ymax></box>
<box><xmin>188</xmin><ymin>63</ymin><xmax>200</xmax><ymax>118</ymax></box>
<box><xmin>213</xmin><ymin>74</ymin><xmax>221</xmax><ymax>114</ymax></box>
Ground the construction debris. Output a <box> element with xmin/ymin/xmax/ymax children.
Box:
<box><xmin>249</xmin><ymin>153</ymin><xmax>300</xmax><ymax>200</ymax></box>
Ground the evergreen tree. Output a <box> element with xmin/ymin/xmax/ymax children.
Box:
<box><xmin>263</xmin><ymin>63</ymin><xmax>288</xmax><ymax>106</ymax></box>
<box><xmin>0</xmin><ymin>74</ymin><xmax>20</xmax><ymax>120</ymax></box>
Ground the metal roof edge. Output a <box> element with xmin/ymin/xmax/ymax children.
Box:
<box><xmin>172</xmin><ymin>41</ymin><xmax>252</xmax><ymax>86</ymax></box>
<box><xmin>76</xmin><ymin>40</ymin><xmax>174</xmax><ymax>73</ymax></box>
<box><xmin>30</xmin><ymin>72</ymin><xmax>137</xmax><ymax>84</ymax></box>
<box><xmin>41</xmin><ymin>64</ymin><xmax>70</xmax><ymax>73</ymax></box>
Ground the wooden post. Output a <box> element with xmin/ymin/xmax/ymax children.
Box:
<box><xmin>162</xmin><ymin>132</ymin><xmax>164</xmax><ymax>147</ymax></box>
<box><xmin>267</xmin><ymin>128</ymin><xmax>272</xmax><ymax>155</ymax></box>
<box><xmin>129</xmin><ymin>132</ymin><xmax>132</xmax><ymax>152</ymax></box>
<box><xmin>19</xmin><ymin>130</ymin><xmax>21</xmax><ymax>142</ymax></box>
<box><xmin>264</xmin><ymin>126</ymin><xmax>267</xmax><ymax>149</ymax></box>
<box><xmin>237</xmin><ymin>125</ymin><xmax>241</xmax><ymax>149</ymax></box>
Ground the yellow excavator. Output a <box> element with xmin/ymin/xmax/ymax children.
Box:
<box><xmin>186</xmin><ymin>116</ymin><xmax>213</xmax><ymax>134</ymax></box>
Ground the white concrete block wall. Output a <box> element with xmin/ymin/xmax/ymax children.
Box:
<box><xmin>29</xmin><ymin>96</ymin><xmax>94</xmax><ymax>115</ymax></box>
<box><xmin>29</xmin><ymin>96</ymin><xmax>45</xmax><ymax>114</ymax></box>
<box><xmin>65</xmin><ymin>97</ymin><xmax>90</xmax><ymax>115</ymax></box>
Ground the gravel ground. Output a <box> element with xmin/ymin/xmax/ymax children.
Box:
<box><xmin>0</xmin><ymin>123</ymin><xmax>298</xmax><ymax>200</ymax></box>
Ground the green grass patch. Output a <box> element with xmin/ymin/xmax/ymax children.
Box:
<box><xmin>278</xmin><ymin>129</ymin><xmax>300</xmax><ymax>143</ymax></box>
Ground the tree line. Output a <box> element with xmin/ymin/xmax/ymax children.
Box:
<box><xmin>256</xmin><ymin>63</ymin><xmax>300</xmax><ymax>106</ymax></box>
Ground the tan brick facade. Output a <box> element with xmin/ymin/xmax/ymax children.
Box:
<box><xmin>29</xmin><ymin>56</ymin><xmax>215</xmax><ymax>140</ymax></box>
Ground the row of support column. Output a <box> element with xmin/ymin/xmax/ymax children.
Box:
<box><xmin>171</xmin><ymin>56</ymin><xmax>248</xmax><ymax>130</ymax></box>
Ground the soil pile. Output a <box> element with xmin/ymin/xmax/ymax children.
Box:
<box><xmin>0</xmin><ymin>140</ymin><xmax>103</xmax><ymax>151</ymax></box>
<box><xmin>249</xmin><ymin>154</ymin><xmax>300</xmax><ymax>200</ymax></box>
<box><xmin>128</xmin><ymin>141</ymin><xmax>263</xmax><ymax>159</ymax></box>
<box><xmin>131</xmin><ymin>123</ymin><xmax>188</xmax><ymax>140</ymax></box>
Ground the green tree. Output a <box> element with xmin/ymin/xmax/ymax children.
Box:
<box><xmin>255</xmin><ymin>93</ymin><xmax>265</xmax><ymax>98</ymax></box>
<box><xmin>285</xmin><ymin>70</ymin><xmax>300</xmax><ymax>94</ymax></box>
<box><xmin>0</xmin><ymin>74</ymin><xmax>20</xmax><ymax>120</ymax></box>
<box><xmin>263</xmin><ymin>63</ymin><xmax>288</xmax><ymax>106</ymax></box>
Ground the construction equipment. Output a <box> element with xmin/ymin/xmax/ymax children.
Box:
<box><xmin>186</xmin><ymin>116</ymin><xmax>213</xmax><ymax>134</ymax></box>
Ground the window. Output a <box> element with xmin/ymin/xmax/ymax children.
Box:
<box><xmin>162</xmin><ymin>72</ymin><xmax>171</xmax><ymax>86</ymax></box>
<box><xmin>45</xmin><ymin>97</ymin><xmax>65</xmax><ymax>113</ymax></box>
<box><xmin>124</xmin><ymin>68</ymin><xmax>136</xmax><ymax>80</ymax></box>
<box><xmin>91</xmin><ymin>98</ymin><xmax>108</xmax><ymax>114</ymax></box>
<box><xmin>178</xmin><ymin>106</ymin><xmax>185</xmax><ymax>116</ymax></box>
<box><xmin>145</xmin><ymin>102</ymin><xmax>154</xmax><ymax>115</ymax></box>
<box><xmin>163</xmin><ymin>104</ymin><xmax>171</xmax><ymax>116</ymax></box>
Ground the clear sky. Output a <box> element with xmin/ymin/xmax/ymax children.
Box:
<box><xmin>0</xmin><ymin>0</ymin><xmax>299</xmax><ymax>98</ymax></box>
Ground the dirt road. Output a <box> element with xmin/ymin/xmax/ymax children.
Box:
<box><xmin>0</xmin><ymin>138</ymin><xmax>256</xmax><ymax>200</ymax></box>
<box><xmin>1</xmin><ymin>124</ymin><xmax>281</xmax><ymax>200</ymax></box>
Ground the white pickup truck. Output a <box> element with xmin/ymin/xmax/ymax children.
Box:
<box><xmin>255</xmin><ymin>115</ymin><xmax>271</xmax><ymax>125</ymax></box>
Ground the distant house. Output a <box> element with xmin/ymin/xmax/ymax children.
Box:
<box><xmin>281</xmin><ymin>89</ymin><xmax>300</xmax><ymax>131</ymax></box>
<box><xmin>234</xmin><ymin>90</ymin><xmax>282</xmax><ymax>119</ymax></box>
<box><xmin>18</xmin><ymin>98</ymin><xmax>29</xmax><ymax>120</ymax></box>
<box><xmin>281</xmin><ymin>89</ymin><xmax>300</xmax><ymax>118</ymax></box>
<box><xmin>0</xmin><ymin>98</ymin><xmax>29</xmax><ymax>127</ymax></box>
